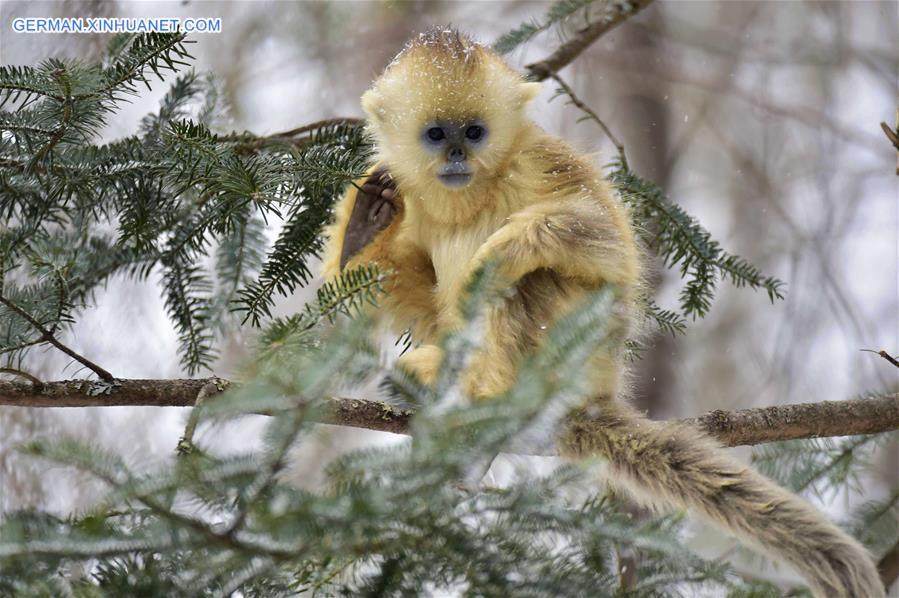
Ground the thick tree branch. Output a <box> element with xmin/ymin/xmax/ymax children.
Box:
<box><xmin>679</xmin><ymin>397</ymin><xmax>899</xmax><ymax>446</ymax></box>
<box><xmin>1</xmin><ymin>379</ymin><xmax>896</xmax><ymax>449</ymax></box>
<box><xmin>526</xmin><ymin>0</ymin><xmax>656</xmax><ymax>81</ymax></box>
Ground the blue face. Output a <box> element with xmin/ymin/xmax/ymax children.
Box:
<box><xmin>420</xmin><ymin>120</ymin><xmax>489</xmax><ymax>188</ymax></box>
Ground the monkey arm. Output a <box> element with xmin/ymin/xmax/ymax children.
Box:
<box><xmin>321</xmin><ymin>165</ymin><xmax>440</xmax><ymax>341</ymax></box>
<box><xmin>438</xmin><ymin>184</ymin><xmax>643</xmax><ymax>398</ymax></box>
<box><xmin>321</xmin><ymin>165</ymin><xmax>397</xmax><ymax>280</ymax></box>
<box><xmin>467</xmin><ymin>190</ymin><xmax>641</xmax><ymax>294</ymax></box>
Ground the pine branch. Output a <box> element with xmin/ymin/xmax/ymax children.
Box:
<box><xmin>235</xmin><ymin>126</ymin><xmax>374</xmax><ymax>325</ymax></box>
<box><xmin>548</xmin><ymin>71</ymin><xmax>628</xmax><ymax>168</ymax></box>
<box><xmin>0</xmin><ymin>294</ymin><xmax>114</xmax><ymax>381</ymax></box>
<box><xmin>609</xmin><ymin>163</ymin><xmax>786</xmax><ymax>319</ymax></box>
<box><xmin>861</xmin><ymin>348</ymin><xmax>899</xmax><ymax>369</ymax></box>
<box><xmin>0</xmin><ymin>379</ymin><xmax>895</xmax><ymax>448</ymax></box>
<box><xmin>227</xmin><ymin>117</ymin><xmax>365</xmax><ymax>152</ymax></box>
<box><xmin>525</xmin><ymin>0</ymin><xmax>656</xmax><ymax>81</ymax></box>
<box><xmin>494</xmin><ymin>0</ymin><xmax>598</xmax><ymax>55</ymax></box>
<box><xmin>80</xmin><ymin>32</ymin><xmax>193</xmax><ymax>100</ymax></box>
<box><xmin>645</xmin><ymin>301</ymin><xmax>687</xmax><ymax>337</ymax></box>
<box><xmin>159</xmin><ymin>258</ymin><xmax>216</xmax><ymax>375</ymax></box>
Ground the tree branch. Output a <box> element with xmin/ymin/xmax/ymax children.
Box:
<box><xmin>0</xmin><ymin>295</ymin><xmax>114</xmax><ymax>382</ymax></box>
<box><xmin>548</xmin><ymin>71</ymin><xmax>628</xmax><ymax>168</ymax></box>
<box><xmin>247</xmin><ymin>0</ymin><xmax>654</xmax><ymax>152</ymax></box>
<box><xmin>232</xmin><ymin>117</ymin><xmax>365</xmax><ymax>152</ymax></box>
<box><xmin>1</xmin><ymin>378</ymin><xmax>896</xmax><ymax>449</ymax></box>
<box><xmin>526</xmin><ymin>0</ymin><xmax>656</xmax><ymax>81</ymax></box>
<box><xmin>862</xmin><ymin>348</ymin><xmax>899</xmax><ymax>369</ymax></box>
<box><xmin>234</xmin><ymin>0</ymin><xmax>654</xmax><ymax>159</ymax></box>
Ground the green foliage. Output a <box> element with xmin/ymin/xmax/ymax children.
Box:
<box><xmin>752</xmin><ymin>421</ymin><xmax>896</xmax><ymax>500</ymax></box>
<box><xmin>235</xmin><ymin>123</ymin><xmax>374</xmax><ymax>327</ymax></box>
<box><xmin>256</xmin><ymin>264</ymin><xmax>384</xmax><ymax>366</ymax></box>
<box><xmin>0</xmin><ymin>35</ymin><xmax>370</xmax><ymax>375</ymax></box>
<box><xmin>752</xmin><ymin>414</ymin><xmax>899</xmax><ymax>498</ymax></box>
<box><xmin>1</xmin><ymin>290</ymin><xmax>756</xmax><ymax>597</ymax></box>
<box><xmin>645</xmin><ymin>301</ymin><xmax>687</xmax><ymax>337</ymax></box>
<box><xmin>848</xmin><ymin>488</ymin><xmax>899</xmax><ymax>558</ymax></box>
<box><xmin>608</xmin><ymin>159</ymin><xmax>785</xmax><ymax>321</ymax></box>
<box><xmin>494</xmin><ymin>0</ymin><xmax>597</xmax><ymax>54</ymax></box>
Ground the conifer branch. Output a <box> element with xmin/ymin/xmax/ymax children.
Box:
<box><xmin>525</xmin><ymin>0</ymin><xmax>656</xmax><ymax>81</ymax></box>
<box><xmin>0</xmin><ymin>295</ymin><xmax>114</xmax><ymax>382</ymax></box>
<box><xmin>0</xmin><ymin>378</ymin><xmax>896</xmax><ymax>449</ymax></box>
<box><xmin>0</xmin><ymin>367</ymin><xmax>43</xmax><ymax>389</ymax></box>
<box><xmin>861</xmin><ymin>349</ymin><xmax>899</xmax><ymax>370</ymax></box>
<box><xmin>548</xmin><ymin>71</ymin><xmax>628</xmax><ymax>168</ymax></box>
<box><xmin>230</xmin><ymin>117</ymin><xmax>365</xmax><ymax>151</ymax></box>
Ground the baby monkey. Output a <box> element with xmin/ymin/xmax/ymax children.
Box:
<box><xmin>322</xmin><ymin>28</ymin><xmax>882</xmax><ymax>597</ymax></box>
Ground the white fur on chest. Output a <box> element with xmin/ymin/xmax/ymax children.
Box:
<box><xmin>428</xmin><ymin>222</ymin><xmax>495</xmax><ymax>287</ymax></box>
<box><xmin>405</xmin><ymin>206</ymin><xmax>504</xmax><ymax>292</ymax></box>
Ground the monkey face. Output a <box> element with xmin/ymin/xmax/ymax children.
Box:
<box><xmin>361</xmin><ymin>29</ymin><xmax>542</xmax><ymax>198</ymax></box>
<box><xmin>419</xmin><ymin>119</ymin><xmax>488</xmax><ymax>189</ymax></box>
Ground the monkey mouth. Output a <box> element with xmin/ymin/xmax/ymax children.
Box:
<box><xmin>437</xmin><ymin>164</ymin><xmax>473</xmax><ymax>188</ymax></box>
<box><xmin>437</xmin><ymin>172</ymin><xmax>473</xmax><ymax>188</ymax></box>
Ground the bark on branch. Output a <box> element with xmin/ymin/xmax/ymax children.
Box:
<box><xmin>1</xmin><ymin>379</ymin><xmax>897</xmax><ymax>449</ymax></box>
<box><xmin>526</xmin><ymin>0</ymin><xmax>656</xmax><ymax>81</ymax></box>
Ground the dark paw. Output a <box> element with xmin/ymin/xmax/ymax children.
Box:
<box><xmin>340</xmin><ymin>168</ymin><xmax>399</xmax><ymax>269</ymax></box>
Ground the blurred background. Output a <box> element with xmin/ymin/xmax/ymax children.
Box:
<box><xmin>1</xmin><ymin>0</ymin><xmax>896</xmax><ymax>585</ymax></box>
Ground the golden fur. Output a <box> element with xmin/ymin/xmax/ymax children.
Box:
<box><xmin>321</xmin><ymin>28</ymin><xmax>883</xmax><ymax>597</ymax></box>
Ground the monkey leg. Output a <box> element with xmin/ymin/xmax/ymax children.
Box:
<box><xmin>457</xmin><ymin>269</ymin><xmax>617</xmax><ymax>400</ymax></box>
<box><xmin>395</xmin><ymin>344</ymin><xmax>443</xmax><ymax>386</ymax></box>
<box><xmin>562</xmin><ymin>400</ymin><xmax>884</xmax><ymax>598</ymax></box>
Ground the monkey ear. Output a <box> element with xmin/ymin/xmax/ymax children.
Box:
<box><xmin>519</xmin><ymin>82</ymin><xmax>542</xmax><ymax>104</ymax></box>
<box><xmin>361</xmin><ymin>89</ymin><xmax>384</xmax><ymax>122</ymax></box>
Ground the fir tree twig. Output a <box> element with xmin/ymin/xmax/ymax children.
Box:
<box><xmin>525</xmin><ymin>0</ymin><xmax>656</xmax><ymax>80</ymax></box>
<box><xmin>229</xmin><ymin>117</ymin><xmax>365</xmax><ymax>152</ymax></box>
<box><xmin>861</xmin><ymin>348</ymin><xmax>899</xmax><ymax>369</ymax></box>
<box><xmin>0</xmin><ymin>295</ymin><xmax>114</xmax><ymax>382</ymax></box>
<box><xmin>0</xmin><ymin>367</ymin><xmax>43</xmax><ymax>389</ymax></box>
<box><xmin>548</xmin><ymin>71</ymin><xmax>628</xmax><ymax>168</ymax></box>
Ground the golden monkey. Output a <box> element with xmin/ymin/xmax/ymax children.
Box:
<box><xmin>321</xmin><ymin>28</ymin><xmax>883</xmax><ymax>597</ymax></box>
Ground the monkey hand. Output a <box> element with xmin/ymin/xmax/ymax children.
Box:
<box><xmin>339</xmin><ymin>167</ymin><xmax>400</xmax><ymax>270</ymax></box>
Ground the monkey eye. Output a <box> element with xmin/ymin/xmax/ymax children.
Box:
<box><xmin>426</xmin><ymin>127</ymin><xmax>446</xmax><ymax>142</ymax></box>
<box><xmin>465</xmin><ymin>125</ymin><xmax>484</xmax><ymax>141</ymax></box>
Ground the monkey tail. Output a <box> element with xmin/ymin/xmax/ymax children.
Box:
<box><xmin>563</xmin><ymin>402</ymin><xmax>884</xmax><ymax>598</ymax></box>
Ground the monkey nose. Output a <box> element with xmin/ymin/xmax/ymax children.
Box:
<box><xmin>448</xmin><ymin>147</ymin><xmax>465</xmax><ymax>162</ymax></box>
